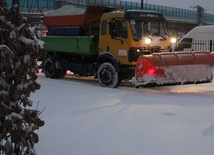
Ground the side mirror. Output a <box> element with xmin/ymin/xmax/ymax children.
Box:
<box><xmin>109</xmin><ymin>20</ymin><xmax>117</xmax><ymax>39</ymax></box>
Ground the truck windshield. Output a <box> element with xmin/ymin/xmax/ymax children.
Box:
<box><xmin>130</xmin><ymin>20</ymin><xmax>167</xmax><ymax>41</ymax></box>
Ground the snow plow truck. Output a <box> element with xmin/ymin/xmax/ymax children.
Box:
<box><xmin>42</xmin><ymin>6</ymin><xmax>214</xmax><ymax>88</ymax></box>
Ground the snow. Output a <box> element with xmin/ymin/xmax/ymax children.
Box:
<box><xmin>17</xmin><ymin>80</ymin><xmax>33</xmax><ymax>91</ymax></box>
<box><xmin>30</xmin><ymin>72</ymin><xmax>214</xmax><ymax>155</ymax></box>
<box><xmin>134</xmin><ymin>64</ymin><xmax>213</xmax><ymax>86</ymax></box>
<box><xmin>44</xmin><ymin>5</ymin><xmax>85</xmax><ymax>16</ymax></box>
<box><xmin>134</xmin><ymin>52</ymin><xmax>214</xmax><ymax>86</ymax></box>
<box><xmin>23</xmin><ymin>54</ymin><xmax>31</xmax><ymax>64</ymax></box>
<box><xmin>10</xmin><ymin>112</ymin><xmax>23</xmax><ymax>120</ymax></box>
<box><xmin>9</xmin><ymin>30</ymin><xmax>16</xmax><ymax>39</ymax></box>
<box><xmin>16</xmin><ymin>24</ymin><xmax>45</xmax><ymax>49</ymax></box>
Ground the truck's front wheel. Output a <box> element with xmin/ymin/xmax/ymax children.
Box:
<box><xmin>97</xmin><ymin>62</ymin><xmax>121</xmax><ymax>88</ymax></box>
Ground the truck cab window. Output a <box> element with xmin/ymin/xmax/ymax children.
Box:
<box><xmin>121</xmin><ymin>20</ymin><xmax>128</xmax><ymax>38</ymax></box>
<box><xmin>101</xmin><ymin>20</ymin><xmax>107</xmax><ymax>35</ymax></box>
<box><xmin>109</xmin><ymin>20</ymin><xmax>128</xmax><ymax>38</ymax></box>
<box><xmin>130</xmin><ymin>20</ymin><xmax>167</xmax><ymax>41</ymax></box>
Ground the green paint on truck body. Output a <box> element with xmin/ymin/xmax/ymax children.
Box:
<box><xmin>42</xmin><ymin>35</ymin><xmax>99</xmax><ymax>56</ymax></box>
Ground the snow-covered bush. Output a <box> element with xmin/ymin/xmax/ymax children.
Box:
<box><xmin>0</xmin><ymin>1</ymin><xmax>45</xmax><ymax>154</ymax></box>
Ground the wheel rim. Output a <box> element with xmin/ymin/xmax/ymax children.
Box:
<box><xmin>100</xmin><ymin>66</ymin><xmax>115</xmax><ymax>85</ymax></box>
<box><xmin>98</xmin><ymin>62</ymin><xmax>121</xmax><ymax>88</ymax></box>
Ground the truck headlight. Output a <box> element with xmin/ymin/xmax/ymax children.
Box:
<box><xmin>145</xmin><ymin>38</ymin><xmax>151</xmax><ymax>45</ymax></box>
<box><xmin>170</xmin><ymin>37</ymin><xmax>177</xmax><ymax>44</ymax></box>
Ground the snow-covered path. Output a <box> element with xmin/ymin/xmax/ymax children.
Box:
<box><xmin>31</xmin><ymin>76</ymin><xmax>214</xmax><ymax>155</ymax></box>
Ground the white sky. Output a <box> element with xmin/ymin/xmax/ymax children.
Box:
<box><xmin>130</xmin><ymin>0</ymin><xmax>214</xmax><ymax>14</ymax></box>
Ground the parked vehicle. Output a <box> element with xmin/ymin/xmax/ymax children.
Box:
<box><xmin>176</xmin><ymin>25</ymin><xmax>214</xmax><ymax>51</ymax></box>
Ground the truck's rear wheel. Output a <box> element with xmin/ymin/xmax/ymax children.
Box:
<box><xmin>43</xmin><ymin>58</ymin><xmax>61</xmax><ymax>78</ymax></box>
<box><xmin>97</xmin><ymin>62</ymin><xmax>121</xmax><ymax>88</ymax></box>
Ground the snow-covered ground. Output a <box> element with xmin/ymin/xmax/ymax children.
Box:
<box><xmin>31</xmin><ymin>72</ymin><xmax>214</xmax><ymax>155</ymax></box>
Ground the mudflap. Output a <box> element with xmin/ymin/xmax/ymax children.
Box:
<box><xmin>133</xmin><ymin>51</ymin><xmax>214</xmax><ymax>87</ymax></box>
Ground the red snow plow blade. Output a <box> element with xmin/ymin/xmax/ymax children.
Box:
<box><xmin>133</xmin><ymin>51</ymin><xmax>214</xmax><ymax>87</ymax></box>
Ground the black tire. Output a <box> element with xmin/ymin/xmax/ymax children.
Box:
<box><xmin>58</xmin><ymin>60</ymin><xmax>67</xmax><ymax>78</ymax></box>
<box><xmin>42</xmin><ymin>58</ymin><xmax>61</xmax><ymax>78</ymax></box>
<box><xmin>97</xmin><ymin>62</ymin><xmax>121</xmax><ymax>88</ymax></box>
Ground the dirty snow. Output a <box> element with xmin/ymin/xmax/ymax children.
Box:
<box><xmin>30</xmin><ymin>71</ymin><xmax>214</xmax><ymax>155</ymax></box>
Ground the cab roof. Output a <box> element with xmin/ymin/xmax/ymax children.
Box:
<box><xmin>101</xmin><ymin>10</ymin><xmax>166</xmax><ymax>21</ymax></box>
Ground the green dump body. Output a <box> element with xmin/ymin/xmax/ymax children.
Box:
<box><xmin>42</xmin><ymin>35</ymin><xmax>99</xmax><ymax>56</ymax></box>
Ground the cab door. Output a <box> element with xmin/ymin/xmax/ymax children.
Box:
<box><xmin>99</xmin><ymin>19</ymin><xmax>130</xmax><ymax>65</ymax></box>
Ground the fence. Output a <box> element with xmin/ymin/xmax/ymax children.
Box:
<box><xmin>5</xmin><ymin>0</ymin><xmax>214</xmax><ymax>24</ymax></box>
<box><xmin>175</xmin><ymin>40</ymin><xmax>214</xmax><ymax>52</ymax></box>
<box><xmin>85</xmin><ymin>0</ymin><xmax>214</xmax><ymax>24</ymax></box>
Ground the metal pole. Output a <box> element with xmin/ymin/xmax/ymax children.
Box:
<box><xmin>141</xmin><ymin>0</ymin><xmax>144</xmax><ymax>10</ymax></box>
<box><xmin>210</xmin><ymin>40</ymin><xmax>213</xmax><ymax>52</ymax></box>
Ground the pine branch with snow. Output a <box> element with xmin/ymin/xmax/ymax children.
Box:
<box><xmin>0</xmin><ymin>1</ymin><xmax>45</xmax><ymax>154</ymax></box>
